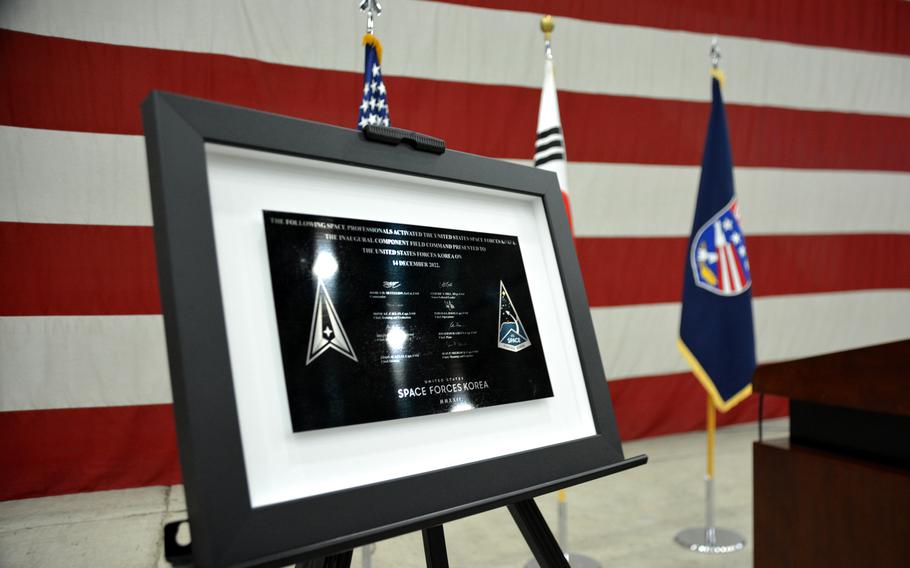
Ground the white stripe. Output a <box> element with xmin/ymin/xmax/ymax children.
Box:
<box><xmin>0</xmin><ymin>315</ymin><xmax>170</xmax><ymax>411</ymax></box>
<box><xmin>714</xmin><ymin>243</ymin><xmax>727</xmax><ymax>291</ymax></box>
<box><xmin>3</xmin><ymin>291</ymin><xmax>908</xmax><ymax>410</ymax></box>
<box><xmin>6</xmin><ymin>127</ymin><xmax>910</xmax><ymax>236</ymax></box>
<box><xmin>0</xmin><ymin>127</ymin><xmax>152</xmax><ymax>226</ymax></box>
<box><xmin>592</xmin><ymin>290</ymin><xmax>910</xmax><ymax>381</ymax></box>
<box><xmin>725</xmin><ymin>245</ymin><xmax>743</xmax><ymax>290</ymax></box>
<box><xmin>719</xmin><ymin>244</ymin><xmax>732</xmax><ymax>291</ymax></box>
<box><xmin>714</xmin><ymin>223</ymin><xmax>731</xmax><ymax>291</ymax></box>
<box><xmin>517</xmin><ymin>161</ymin><xmax>910</xmax><ymax>236</ymax></box>
<box><xmin>565</xmin><ymin>163</ymin><xmax>910</xmax><ymax>237</ymax></box>
<box><xmin>3</xmin><ymin>0</ymin><xmax>909</xmax><ymax>116</ymax></box>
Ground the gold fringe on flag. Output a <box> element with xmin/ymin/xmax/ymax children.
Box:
<box><xmin>710</xmin><ymin>67</ymin><xmax>726</xmax><ymax>89</ymax></box>
<box><xmin>362</xmin><ymin>33</ymin><xmax>383</xmax><ymax>63</ymax></box>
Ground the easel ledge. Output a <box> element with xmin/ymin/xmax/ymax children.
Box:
<box><xmin>164</xmin><ymin>453</ymin><xmax>647</xmax><ymax>568</ymax></box>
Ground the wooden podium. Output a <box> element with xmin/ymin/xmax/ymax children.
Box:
<box><xmin>752</xmin><ymin>340</ymin><xmax>910</xmax><ymax>567</ymax></box>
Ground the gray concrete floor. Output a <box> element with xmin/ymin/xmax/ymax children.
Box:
<box><xmin>0</xmin><ymin>419</ymin><xmax>788</xmax><ymax>567</ymax></box>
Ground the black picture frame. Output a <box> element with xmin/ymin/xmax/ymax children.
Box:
<box><xmin>142</xmin><ymin>91</ymin><xmax>646</xmax><ymax>568</ymax></box>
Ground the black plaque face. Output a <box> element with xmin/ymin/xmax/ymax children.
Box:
<box><xmin>263</xmin><ymin>210</ymin><xmax>554</xmax><ymax>432</ymax></box>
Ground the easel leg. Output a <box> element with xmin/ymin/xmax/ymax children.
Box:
<box><xmin>508</xmin><ymin>499</ymin><xmax>570</xmax><ymax>568</ymax></box>
<box><xmin>295</xmin><ymin>549</ymin><xmax>353</xmax><ymax>568</ymax></box>
<box><xmin>422</xmin><ymin>525</ymin><xmax>449</xmax><ymax>568</ymax></box>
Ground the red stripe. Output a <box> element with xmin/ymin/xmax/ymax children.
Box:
<box><xmin>3</xmin><ymin>31</ymin><xmax>910</xmax><ymax>172</ymax></box>
<box><xmin>725</xmin><ymin>244</ymin><xmax>745</xmax><ymax>292</ymax></box>
<box><xmin>733</xmin><ymin>246</ymin><xmax>748</xmax><ymax>291</ymax></box>
<box><xmin>562</xmin><ymin>93</ymin><xmax>910</xmax><ymax>171</ymax></box>
<box><xmin>0</xmin><ymin>405</ymin><xmax>181</xmax><ymax>501</ymax></box>
<box><xmin>0</xmin><ymin>375</ymin><xmax>786</xmax><ymax>500</ymax></box>
<box><xmin>578</xmin><ymin>233</ymin><xmax>910</xmax><ymax>307</ymax></box>
<box><xmin>718</xmin><ymin>243</ymin><xmax>731</xmax><ymax>291</ymax></box>
<box><xmin>0</xmin><ymin>222</ymin><xmax>159</xmax><ymax>316</ymax></box>
<box><xmin>3</xmin><ymin>222</ymin><xmax>908</xmax><ymax>315</ymax></box>
<box><xmin>431</xmin><ymin>0</ymin><xmax>910</xmax><ymax>56</ymax></box>
<box><xmin>610</xmin><ymin>373</ymin><xmax>788</xmax><ymax>440</ymax></box>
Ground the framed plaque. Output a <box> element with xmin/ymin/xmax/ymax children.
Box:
<box><xmin>263</xmin><ymin>210</ymin><xmax>554</xmax><ymax>433</ymax></box>
<box><xmin>143</xmin><ymin>92</ymin><xmax>644</xmax><ymax>567</ymax></box>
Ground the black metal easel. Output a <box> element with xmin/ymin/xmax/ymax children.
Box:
<box><xmin>296</xmin><ymin>499</ymin><xmax>569</xmax><ymax>568</ymax></box>
<box><xmin>165</xmin><ymin>497</ymin><xmax>569</xmax><ymax>568</ymax></box>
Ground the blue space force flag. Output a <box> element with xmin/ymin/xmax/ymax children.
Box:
<box><xmin>678</xmin><ymin>76</ymin><xmax>756</xmax><ymax>412</ymax></box>
<box><xmin>357</xmin><ymin>34</ymin><xmax>390</xmax><ymax>129</ymax></box>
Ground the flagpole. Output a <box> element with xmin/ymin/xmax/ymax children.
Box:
<box><xmin>359</xmin><ymin>0</ymin><xmax>380</xmax><ymax>35</ymax></box>
<box><xmin>541</xmin><ymin>20</ymin><xmax>572</xmax><ymax>556</ymax></box>
<box><xmin>703</xmin><ymin>47</ymin><xmax>721</xmax><ymax>548</ymax></box>
<box><xmin>674</xmin><ymin>37</ymin><xmax>746</xmax><ymax>555</ymax></box>
<box><xmin>674</xmin><ymin>395</ymin><xmax>745</xmax><ymax>556</ymax></box>
<box><xmin>705</xmin><ymin>395</ymin><xmax>716</xmax><ymax>546</ymax></box>
<box><xmin>524</xmin><ymin>14</ymin><xmax>599</xmax><ymax>568</ymax></box>
<box><xmin>541</xmin><ymin>14</ymin><xmax>553</xmax><ymax>60</ymax></box>
<box><xmin>356</xmin><ymin>6</ymin><xmax>382</xmax><ymax>565</ymax></box>
<box><xmin>545</xmin><ymin>17</ymin><xmax>573</xmax><ymax>555</ymax></box>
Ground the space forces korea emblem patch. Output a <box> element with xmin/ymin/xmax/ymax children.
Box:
<box><xmin>690</xmin><ymin>198</ymin><xmax>752</xmax><ymax>296</ymax></box>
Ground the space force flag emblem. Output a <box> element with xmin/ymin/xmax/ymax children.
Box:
<box><xmin>691</xmin><ymin>198</ymin><xmax>751</xmax><ymax>296</ymax></box>
<box><xmin>306</xmin><ymin>279</ymin><xmax>358</xmax><ymax>366</ymax></box>
<box><xmin>498</xmin><ymin>281</ymin><xmax>531</xmax><ymax>352</ymax></box>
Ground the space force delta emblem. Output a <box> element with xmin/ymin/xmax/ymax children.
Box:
<box><xmin>306</xmin><ymin>279</ymin><xmax>358</xmax><ymax>365</ymax></box>
<box><xmin>691</xmin><ymin>198</ymin><xmax>752</xmax><ymax>296</ymax></box>
<box><xmin>498</xmin><ymin>281</ymin><xmax>531</xmax><ymax>352</ymax></box>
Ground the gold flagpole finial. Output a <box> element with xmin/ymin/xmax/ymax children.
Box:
<box><xmin>540</xmin><ymin>15</ymin><xmax>554</xmax><ymax>40</ymax></box>
<box><xmin>540</xmin><ymin>15</ymin><xmax>554</xmax><ymax>59</ymax></box>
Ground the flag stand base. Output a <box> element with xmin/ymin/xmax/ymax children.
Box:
<box><xmin>525</xmin><ymin>553</ymin><xmax>601</xmax><ymax>568</ymax></box>
<box><xmin>674</xmin><ymin>527</ymin><xmax>745</xmax><ymax>554</ymax></box>
<box><xmin>674</xmin><ymin>473</ymin><xmax>745</xmax><ymax>554</ymax></box>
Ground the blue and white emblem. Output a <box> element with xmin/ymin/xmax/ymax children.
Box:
<box><xmin>690</xmin><ymin>198</ymin><xmax>751</xmax><ymax>296</ymax></box>
<box><xmin>498</xmin><ymin>281</ymin><xmax>531</xmax><ymax>352</ymax></box>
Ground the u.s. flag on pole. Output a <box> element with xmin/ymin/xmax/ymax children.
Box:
<box><xmin>678</xmin><ymin>74</ymin><xmax>757</xmax><ymax>412</ymax></box>
<box><xmin>535</xmin><ymin>46</ymin><xmax>571</xmax><ymax>227</ymax></box>
<box><xmin>357</xmin><ymin>34</ymin><xmax>390</xmax><ymax>129</ymax></box>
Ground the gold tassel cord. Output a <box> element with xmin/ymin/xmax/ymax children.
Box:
<box><xmin>362</xmin><ymin>33</ymin><xmax>383</xmax><ymax>64</ymax></box>
<box><xmin>710</xmin><ymin>67</ymin><xmax>726</xmax><ymax>89</ymax></box>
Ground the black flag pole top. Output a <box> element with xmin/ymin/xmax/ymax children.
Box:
<box><xmin>710</xmin><ymin>36</ymin><xmax>721</xmax><ymax>69</ymax></box>
<box><xmin>709</xmin><ymin>36</ymin><xmax>725</xmax><ymax>87</ymax></box>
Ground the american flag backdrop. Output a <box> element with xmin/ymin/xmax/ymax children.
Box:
<box><xmin>1</xmin><ymin>1</ymin><xmax>909</xmax><ymax>500</ymax></box>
